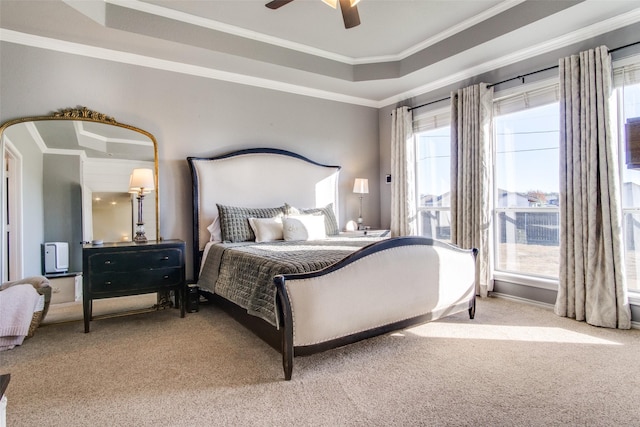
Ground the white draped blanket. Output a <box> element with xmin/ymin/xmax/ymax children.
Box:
<box><xmin>0</xmin><ymin>284</ymin><xmax>41</xmax><ymax>351</ymax></box>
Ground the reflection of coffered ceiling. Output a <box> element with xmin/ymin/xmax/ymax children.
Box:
<box><xmin>1</xmin><ymin>1</ymin><xmax>640</xmax><ymax>107</ymax></box>
<box><xmin>27</xmin><ymin>120</ymin><xmax>155</xmax><ymax>161</ymax></box>
<box><xmin>74</xmin><ymin>121</ymin><xmax>153</xmax><ymax>157</ymax></box>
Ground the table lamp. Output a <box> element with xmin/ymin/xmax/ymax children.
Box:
<box><xmin>353</xmin><ymin>178</ymin><xmax>369</xmax><ymax>230</ymax></box>
<box><xmin>129</xmin><ymin>168</ymin><xmax>155</xmax><ymax>243</ymax></box>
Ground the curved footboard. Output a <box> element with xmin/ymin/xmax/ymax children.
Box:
<box><xmin>274</xmin><ymin>237</ymin><xmax>478</xmax><ymax>380</ymax></box>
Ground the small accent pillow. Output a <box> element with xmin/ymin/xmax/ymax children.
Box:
<box><xmin>284</xmin><ymin>203</ymin><xmax>339</xmax><ymax>235</ymax></box>
<box><xmin>282</xmin><ymin>215</ymin><xmax>326</xmax><ymax>241</ymax></box>
<box><xmin>217</xmin><ymin>204</ymin><xmax>286</xmax><ymax>243</ymax></box>
<box><xmin>206</xmin><ymin>208</ymin><xmax>222</xmax><ymax>242</ymax></box>
<box><xmin>248</xmin><ymin>217</ymin><xmax>284</xmax><ymax>243</ymax></box>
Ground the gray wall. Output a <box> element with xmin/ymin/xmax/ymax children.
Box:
<box><xmin>43</xmin><ymin>153</ymin><xmax>83</xmax><ymax>273</ymax></box>
<box><xmin>0</xmin><ymin>42</ymin><xmax>379</xmax><ymax>280</ymax></box>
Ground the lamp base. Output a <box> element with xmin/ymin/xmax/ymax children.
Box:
<box><xmin>356</xmin><ymin>217</ymin><xmax>364</xmax><ymax>230</ymax></box>
<box><xmin>133</xmin><ymin>223</ymin><xmax>147</xmax><ymax>243</ymax></box>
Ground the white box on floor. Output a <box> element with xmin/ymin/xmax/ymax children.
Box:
<box><xmin>49</xmin><ymin>274</ymin><xmax>81</xmax><ymax>304</ymax></box>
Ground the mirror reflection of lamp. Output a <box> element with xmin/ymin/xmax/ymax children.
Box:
<box><xmin>353</xmin><ymin>178</ymin><xmax>369</xmax><ymax>230</ymax></box>
<box><xmin>128</xmin><ymin>168</ymin><xmax>155</xmax><ymax>243</ymax></box>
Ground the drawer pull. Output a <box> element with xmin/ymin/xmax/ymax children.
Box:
<box><xmin>105</xmin><ymin>281</ymin><xmax>112</xmax><ymax>285</ymax></box>
<box><xmin>104</xmin><ymin>260</ymin><xmax>112</xmax><ymax>265</ymax></box>
<box><xmin>161</xmin><ymin>256</ymin><xmax>169</xmax><ymax>261</ymax></box>
<box><xmin>163</xmin><ymin>275</ymin><xmax>169</xmax><ymax>279</ymax></box>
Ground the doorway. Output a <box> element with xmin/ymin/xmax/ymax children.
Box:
<box><xmin>3</xmin><ymin>140</ymin><xmax>23</xmax><ymax>282</ymax></box>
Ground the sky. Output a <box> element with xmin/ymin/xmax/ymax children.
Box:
<box><xmin>417</xmin><ymin>103</ymin><xmax>560</xmax><ymax>200</ymax></box>
<box><xmin>417</xmin><ymin>85</ymin><xmax>640</xmax><ymax>203</ymax></box>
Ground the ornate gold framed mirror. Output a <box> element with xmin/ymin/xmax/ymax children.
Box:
<box><xmin>0</xmin><ymin>107</ymin><xmax>159</xmax><ymax>281</ymax></box>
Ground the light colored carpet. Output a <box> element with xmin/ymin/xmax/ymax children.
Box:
<box><xmin>1</xmin><ymin>297</ymin><xmax>639</xmax><ymax>426</ymax></box>
<box><xmin>41</xmin><ymin>294</ymin><xmax>159</xmax><ymax>325</ymax></box>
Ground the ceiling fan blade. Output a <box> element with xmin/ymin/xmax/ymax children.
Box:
<box><xmin>338</xmin><ymin>0</ymin><xmax>360</xmax><ymax>28</ymax></box>
<box><xmin>265</xmin><ymin>0</ymin><xmax>295</xmax><ymax>10</ymax></box>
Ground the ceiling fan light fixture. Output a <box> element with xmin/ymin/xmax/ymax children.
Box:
<box><xmin>266</xmin><ymin>0</ymin><xmax>361</xmax><ymax>28</ymax></box>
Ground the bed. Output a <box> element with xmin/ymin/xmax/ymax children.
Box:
<box><xmin>188</xmin><ymin>148</ymin><xmax>477</xmax><ymax>380</ymax></box>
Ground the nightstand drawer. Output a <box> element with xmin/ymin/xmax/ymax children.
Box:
<box><xmin>89</xmin><ymin>267</ymin><xmax>182</xmax><ymax>293</ymax></box>
<box><xmin>87</xmin><ymin>248</ymin><xmax>182</xmax><ymax>271</ymax></box>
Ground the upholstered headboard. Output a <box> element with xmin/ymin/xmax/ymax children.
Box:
<box><xmin>188</xmin><ymin>148</ymin><xmax>341</xmax><ymax>277</ymax></box>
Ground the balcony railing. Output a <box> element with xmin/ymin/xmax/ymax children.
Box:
<box><xmin>495</xmin><ymin>208</ymin><xmax>559</xmax><ymax>278</ymax></box>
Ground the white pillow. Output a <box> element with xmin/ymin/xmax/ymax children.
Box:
<box><xmin>206</xmin><ymin>208</ymin><xmax>222</xmax><ymax>243</ymax></box>
<box><xmin>282</xmin><ymin>215</ymin><xmax>326</xmax><ymax>241</ymax></box>
<box><xmin>248</xmin><ymin>217</ymin><xmax>284</xmax><ymax>243</ymax></box>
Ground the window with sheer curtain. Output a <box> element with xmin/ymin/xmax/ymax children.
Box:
<box><xmin>615</xmin><ymin>61</ymin><xmax>640</xmax><ymax>295</ymax></box>
<box><xmin>413</xmin><ymin>60</ymin><xmax>640</xmax><ymax>296</ymax></box>
<box><xmin>413</xmin><ymin>108</ymin><xmax>452</xmax><ymax>241</ymax></box>
<box><xmin>414</xmin><ymin>84</ymin><xmax>561</xmax><ymax>279</ymax></box>
<box><xmin>493</xmin><ymin>86</ymin><xmax>560</xmax><ymax>279</ymax></box>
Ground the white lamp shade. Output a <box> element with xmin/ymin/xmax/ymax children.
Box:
<box><xmin>353</xmin><ymin>178</ymin><xmax>369</xmax><ymax>194</ymax></box>
<box><xmin>129</xmin><ymin>168</ymin><xmax>155</xmax><ymax>194</ymax></box>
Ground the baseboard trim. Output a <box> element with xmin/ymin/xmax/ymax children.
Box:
<box><xmin>491</xmin><ymin>292</ymin><xmax>640</xmax><ymax>330</ymax></box>
<box><xmin>490</xmin><ymin>292</ymin><xmax>555</xmax><ymax>310</ymax></box>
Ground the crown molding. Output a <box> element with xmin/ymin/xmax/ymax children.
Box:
<box><xmin>107</xmin><ymin>0</ymin><xmax>523</xmax><ymax>66</ymax></box>
<box><xmin>2</xmin><ymin>6</ymin><xmax>639</xmax><ymax>109</ymax></box>
<box><xmin>103</xmin><ymin>0</ymin><xmax>355</xmax><ymax>65</ymax></box>
<box><xmin>24</xmin><ymin>122</ymin><xmax>48</xmax><ymax>154</ymax></box>
<box><xmin>0</xmin><ymin>28</ymin><xmax>378</xmax><ymax>108</ymax></box>
<box><xmin>380</xmin><ymin>7</ymin><xmax>640</xmax><ymax>108</ymax></box>
<box><xmin>356</xmin><ymin>0</ymin><xmax>526</xmax><ymax>65</ymax></box>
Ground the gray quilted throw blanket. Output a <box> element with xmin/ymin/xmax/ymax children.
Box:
<box><xmin>199</xmin><ymin>238</ymin><xmax>382</xmax><ymax>327</ymax></box>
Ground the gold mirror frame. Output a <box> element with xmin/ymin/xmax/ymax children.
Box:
<box><xmin>0</xmin><ymin>106</ymin><xmax>160</xmax><ymax>250</ymax></box>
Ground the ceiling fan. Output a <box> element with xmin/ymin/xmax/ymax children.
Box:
<box><xmin>265</xmin><ymin>0</ymin><xmax>361</xmax><ymax>29</ymax></box>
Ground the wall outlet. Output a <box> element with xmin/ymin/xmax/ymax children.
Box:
<box><xmin>386</xmin><ymin>174</ymin><xmax>391</xmax><ymax>184</ymax></box>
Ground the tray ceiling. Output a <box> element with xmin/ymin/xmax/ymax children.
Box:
<box><xmin>1</xmin><ymin>0</ymin><xmax>639</xmax><ymax>107</ymax></box>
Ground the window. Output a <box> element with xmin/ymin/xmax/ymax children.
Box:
<box><xmin>412</xmin><ymin>63</ymin><xmax>640</xmax><ymax>295</ymax></box>
<box><xmin>494</xmin><ymin>102</ymin><xmax>560</xmax><ymax>278</ymax></box>
<box><xmin>414</xmin><ymin>113</ymin><xmax>451</xmax><ymax>241</ymax></box>
<box><xmin>616</xmin><ymin>64</ymin><xmax>640</xmax><ymax>294</ymax></box>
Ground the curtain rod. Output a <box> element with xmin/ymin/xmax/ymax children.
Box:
<box><xmin>406</xmin><ymin>39</ymin><xmax>640</xmax><ymax>113</ymax></box>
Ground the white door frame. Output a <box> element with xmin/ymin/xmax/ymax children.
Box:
<box><xmin>2</xmin><ymin>137</ymin><xmax>24</xmax><ymax>282</ymax></box>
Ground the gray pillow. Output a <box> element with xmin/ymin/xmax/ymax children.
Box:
<box><xmin>217</xmin><ymin>204</ymin><xmax>285</xmax><ymax>243</ymax></box>
<box><xmin>284</xmin><ymin>203</ymin><xmax>339</xmax><ymax>235</ymax></box>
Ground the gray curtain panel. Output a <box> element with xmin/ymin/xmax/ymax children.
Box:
<box><xmin>556</xmin><ymin>45</ymin><xmax>631</xmax><ymax>329</ymax></box>
<box><xmin>450</xmin><ymin>83</ymin><xmax>494</xmax><ymax>297</ymax></box>
<box><xmin>390</xmin><ymin>106</ymin><xmax>417</xmax><ymax>237</ymax></box>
